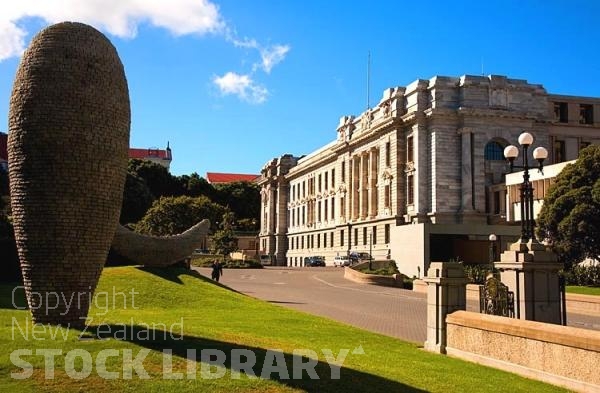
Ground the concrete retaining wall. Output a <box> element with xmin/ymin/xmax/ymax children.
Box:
<box><xmin>446</xmin><ymin>310</ymin><xmax>600</xmax><ymax>393</ymax></box>
<box><xmin>344</xmin><ymin>266</ymin><xmax>403</xmax><ymax>287</ymax></box>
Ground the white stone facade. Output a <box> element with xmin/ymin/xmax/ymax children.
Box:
<box><xmin>258</xmin><ymin>75</ymin><xmax>600</xmax><ymax>277</ymax></box>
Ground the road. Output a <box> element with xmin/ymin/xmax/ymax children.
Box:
<box><xmin>194</xmin><ymin>266</ymin><xmax>600</xmax><ymax>344</ymax></box>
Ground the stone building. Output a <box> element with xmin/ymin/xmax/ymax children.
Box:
<box><xmin>258</xmin><ymin>75</ymin><xmax>600</xmax><ymax>277</ymax></box>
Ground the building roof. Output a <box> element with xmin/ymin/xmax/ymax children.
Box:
<box><xmin>206</xmin><ymin>172</ymin><xmax>260</xmax><ymax>184</ymax></box>
<box><xmin>129</xmin><ymin>147</ymin><xmax>171</xmax><ymax>161</ymax></box>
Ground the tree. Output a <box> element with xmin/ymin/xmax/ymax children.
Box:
<box><xmin>128</xmin><ymin>159</ymin><xmax>183</xmax><ymax>198</ymax></box>
<box><xmin>536</xmin><ymin>145</ymin><xmax>600</xmax><ymax>269</ymax></box>
<box><xmin>135</xmin><ymin>195</ymin><xmax>228</xmax><ymax>236</ymax></box>
<box><xmin>213</xmin><ymin>181</ymin><xmax>260</xmax><ymax>224</ymax></box>
<box><xmin>211</xmin><ymin>212</ymin><xmax>238</xmax><ymax>259</ymax></box>
<box><xmin>120</xmin><ymin>172</ymin><xmax>155</xmax><ymax>225</ymax></box>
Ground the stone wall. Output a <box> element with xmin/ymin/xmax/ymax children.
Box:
<box><xmin>446</xmin><ymin>310</ymin><xmax>600</xmax><ymax>392</ymax></box>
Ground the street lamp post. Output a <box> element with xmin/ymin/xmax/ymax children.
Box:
<box><xmin>503</xmin><ymin>132</ymin><xmax>548</xmax><ymax>243</ymax></box>
<box><xmin>488</xmin><ymin>233</ymin><xmax>497</xmax><ymax>273</ymax></box>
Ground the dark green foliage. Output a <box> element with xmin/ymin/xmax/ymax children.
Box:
<box><xmin>135</xmin><ymin>195</ymin><xmax>228</xmax><ymax>236</ymax></box>
<box><xmin>128</xmin><ymin>159</ymin><xmax>183</xmax><ymax>198</ymax></box>
<box><xmin>536</xmin><ymin>145</ymin><xmax>600</xmax><ymax>268</ymax></box>
<box><xmin>214</xmin><ymin>181</ymin><xmax>260</xmax><ymax>222</ymax></box>
<box><xmin>561</xmin><ymin>264</ymin><xmax>600</xmax><ymax>287</ymax></box>
<box><xmin>462</xmin><ymin>264</ymin><xmax>493</xmax><ymax>284</ymax></box>
<box><xmin>211</xmin><ymin>212</ymin><xmax>238</xmax><ymax>258</ymax></box>
<box><xmin>0</xmin><ymin>169</ymin><xmax>8</xmax><ymax>197</ymax></box>
<box><xmin>120</xmin><ymin>172</ymin><xmax>155</xmax><ymax>224</ymax></box>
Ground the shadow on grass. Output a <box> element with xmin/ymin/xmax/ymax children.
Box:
<box><xmin>135</xmin><ymin>266</ymin><xmax>206</xmax><ymax>284</ymax></box>
<box><xmin>79</xmin><ymin>324</ymin><xmax>426</xmax><ymax>393</ymax></box>
<box><xmin>0</xmin><ymin>282</ymin><xmax>26</xmax><ymax>310</ymax></box>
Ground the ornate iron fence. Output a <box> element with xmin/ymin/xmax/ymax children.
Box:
<box><xmin>480</xmin><ymin>277</ymin><xmax>515</xmax><ymax>318</ymax></box>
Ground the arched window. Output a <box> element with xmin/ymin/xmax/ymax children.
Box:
<box><xmin>484</xmin><ymin>141</ymin><xmax>504</xmax><ymax>161</ymax></box>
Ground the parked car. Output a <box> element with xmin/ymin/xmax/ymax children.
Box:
<box><xmin>304</xmin><ymin>256</ymin><xmax>326</xmax><ymax>267</ymax></box>
<box><xmin>333</xmin><ymin>255</ymin><xmax>350</xmax><ymax>267</ymax></box>
<box><xmin>349</xmin><ymin>252</ymin><xmax>372</xmax><ymax>264</ymax></box>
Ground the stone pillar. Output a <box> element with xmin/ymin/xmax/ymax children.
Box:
<box><xmin>424</xmin><ymin>262</ymin><xmax>469</xmax><ymax>354</ymax></box>
<box><xmin>459</xmin><ymin>127</ymin><xmax>475</xmax><ymax>212</ymax></box>
<box><xmin>360</xmin><ymin>153</ymin><xmax>368</xmax><ymax>219</ymax></box>
<box><xmin>353</xmin><ymin>157</ymin><xmax>360</xmax><ymax>220</ymax></box>
<box><xmin>369</xmin><ymin>148</ymin><xmax>378</xmax><ymax>218</ymax></box>
<box><xmin>495</xmin><ymin>240</ymin><xmax>563</xmax><ymax>324</ymax></box>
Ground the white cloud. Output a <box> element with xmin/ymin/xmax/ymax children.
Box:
<box><xmin>213</xmin><ymin>72</ymin><xmax>268</xmax><ymax>104</ymax></box>
<box><xmin>0</xmin><ymin>1</ymin><xmax>290</xmax><ymax>104</ymax></box>
<box><xmin>0</xmin><ymin>0</ymin><xmax>224</xmax><ymax>61</ymax></box>
<box><xmin>259</xmin><ymin>44</ymin><xmax>290</xmax><ymax>74</ymax></box>
<box><xmin>0</xmin><ymin>20</ymin><xmax>27</xmax><ymax>60</ymax></box>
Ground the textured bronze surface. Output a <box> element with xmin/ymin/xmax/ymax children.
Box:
<box><xmin>8</xmin><ymin>22</ymin><xmax>130</xmax><ymax>326</ymax></box>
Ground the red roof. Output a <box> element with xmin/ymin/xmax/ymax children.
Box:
<box><xmin>129</xmin><ymin>148</ymin><xmax>171</xmax><ymax>160</ymax></box>
<box><xmin>206</xmin><ymin>172</ymin><xmax>259</xmax><ymax>184</ymax></box>
<box><xmin>0</xmin><ymin>132</ymin><xmax>7</xmax><ymax>161</ymax></box>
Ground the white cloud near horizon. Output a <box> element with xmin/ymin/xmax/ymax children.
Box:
<box><xmin>213</xmin><ymin>72</ymin><xmax>268</xmax><ymax>104</ymax></box>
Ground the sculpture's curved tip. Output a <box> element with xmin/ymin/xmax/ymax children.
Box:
<box><xmin>112</xmin><ymin>219</ymin><xmax>211</xmax><ymax>267</ymax></box>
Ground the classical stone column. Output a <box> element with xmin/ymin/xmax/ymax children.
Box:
<box><xmin>424</xmin><ymin>262</ymin><xmax>468</xmax><ymax>354</ymax></box>
<box><xmin>353</xmin><ymin>157</ymin><xmax>360</xmax><ymax>220</ymax></box>
<box><xmin>370</xmin><ymin>148</ymin><xmax>378</xmax><ymax>217</ymax></box>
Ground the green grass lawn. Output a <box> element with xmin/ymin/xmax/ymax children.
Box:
<box><xmin>0</xmin><ymin>267</ymin><xmax>567</xmax><ymax>392</ymax></box>
<box><xmin>566</xmin><ymin>285</ymin><xmax>600</xmax><ymax>296</ymax></box>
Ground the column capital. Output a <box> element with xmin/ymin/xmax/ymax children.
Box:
<box><xmin>457</xmin><ymin>127</ymin><xmax>473</xmax><ymax>135</ymax></box>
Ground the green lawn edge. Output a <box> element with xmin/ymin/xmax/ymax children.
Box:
<box><xmin>0</xmin><ymin>266</ymin><xmax>568</xmax><ymax>392</ymax></box>
<box><xmin>566</xmin><ymin>285</ymin><xmax>600</xmax><ymax>296</ymax></box>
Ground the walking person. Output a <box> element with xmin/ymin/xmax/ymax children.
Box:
<box><xmin>211</xmin><ymin>260</ymin><xmax>223</xmax><ymax>282</ymax></box>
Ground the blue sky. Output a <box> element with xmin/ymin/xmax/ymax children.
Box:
<box><xmin>1</xmin><ymin>0</ymin><xmax>599</xmax><ymax>176</ymax></box>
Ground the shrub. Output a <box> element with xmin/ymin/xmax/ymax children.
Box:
<box><xmin>562</xmin><ymin>264</ymin><xmax>600</xmax><ymax>287</ymax></box>
<box><xmin>461</xmin><ymin>263</ymin><xmax>493</xmax><ymax>285</ymax></box>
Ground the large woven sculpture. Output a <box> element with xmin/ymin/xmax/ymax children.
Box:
<box><xmin>8</xmin><ymin>22</ymin><xmax>130</xmax><ymax>326</ymax></box>
<box><xmin>112</xmin><ymin>220</ymin><xmax>210</xmax><ymax>267</ymax></box>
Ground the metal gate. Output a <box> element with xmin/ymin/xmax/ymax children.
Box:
<box><xmin>480</xmin><ymin>276</ymin><xmax>515</xmax><ymax>318</ymax></box>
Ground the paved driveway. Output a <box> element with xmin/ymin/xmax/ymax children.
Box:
<box><xmin>194</xmin><ymin>266</ymin><xmax>600</xmax><ymax>344</ymax></box>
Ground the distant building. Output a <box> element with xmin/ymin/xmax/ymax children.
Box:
<box><xmin>129</xmin><ymin>142</ymin><xmax>172</xmax><ymax>170</ymax></box>
<box><xmin>258</xmin><ymin>74</ymin><xmax>600</xmax><ymax>276</ymax></box>
<box><xmin>206</xmin><ymin>172</ymin><xmax>259</xmax><ymax>184</ymax></box>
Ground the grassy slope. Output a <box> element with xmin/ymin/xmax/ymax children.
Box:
<box><xmin>566</xmin><ymin>285</ymin><xmax>600</xmax><ymax>296</ymax></box>
<box><xmin>0</xmin><ymin>267</ymin><xmax>567</xmax><ymax>392</ymax></box>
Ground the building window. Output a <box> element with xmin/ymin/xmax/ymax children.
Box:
<box><xmin>580</xmin><ymin>104</ymin><xmax>594</xmax><ymax>125</ymax></box>
<box><xmin>331</xmin><ymin>198</ymin><xmax>335</xmax><ymax>219</ymax></box>
<box><xmin>317</xmin><ymin>201</ymin><xmax>322</xmax><ymax>222</ymax></box>
<box><xmin>493</xmin><ymin>191</ymin><xmax>500</xmax><ymax>215</ymax></box>
<box><xmin>341</xmin><ymin>161</ymin><xmax>346</xmax><ymax>182</ymax></box>
<box><xmin>331</xmin><ymin>169</ymin><xmax>335</xmax><ymax>188</ymax></box>
<box><xmin>354</xmin><ymin>228</ymin><xmax>358</xmax><ymax>246</ymax></box>
<box><xmin>384</xmin><ymin>224</ymin><xmax>390</xmax><ymax>244</ymax></box>
<box><xmin>385</xmin><ymin>141</ymin><xmax>391</xmax><ymax>166</ymax></box>
<box><xmin>407</xmin><ymin>174</ymin><xmax>414</xmax><ymax>205</ymax></box>
<box><xmin>554</xmin><ymin>139</ymin><xmax>566</xmax><ymax>163</ymax></box>
<box><xmin>318</xmin><ymin>174</ymin><xmax>322</xmax><ymax>192</ymax></box>
<box><xmin>484</xmin><ymin>141</ymin><xmax>504</xmax><ymax>160</ymax></box>
<box><xmin>372</xmin><ymin>226</ymin><xmax>377</xmax><ymax>245</ymax></box>
<box><xmin>341</xmin><ymin>230</ymin><xmax>345</xmax><ymax>247</ymax></box>
<box><xmin>363</xmin><ymin>227</ymin><xmax>367</xmax><ymax>246</ymax></box>
<box><xmin>323</xmin><ymin>233</ymin><xmax>327</xmax><ymax>248</ymax></box>
<box><xmin>330</xmin><ymin>232</ymin><xmax>334</xmax><ymax>248</ymax></box>
<box><xmin>311</xmin><ymin>234</ymin><xmax>314</xmax><ymax>248</ymax></box>
<box><xmin>324</xmin><ymin>200</ymin><xmax>328</xmax><ymax>221</ymax></box>
<box><xmin>554</xmin><ymin>102</ymin><xmax>568</xmax><ymax>123</ymax></box>
<box><xmin>301</xmin><ymin>236</ymin><xmax>304</xmax><ymax>249</ymax></box>
<box><xmin>317</xmin><ymin>234</ymin><xmax>320</xmax><ymax>248</ymax></box>
<box><xmin>580</xmin><ymin>141</ymin><xmax>591</xmax><ymax>152</ymax></box>
<box><xmin>406</xmin><ymin>136</ymin><xmax>414</xmax><ymax>163</ymax></box>
<box><xmin>384</xmin><ymin>185</ymin><xmax>390</xmax><ymax>208</ymax></box>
